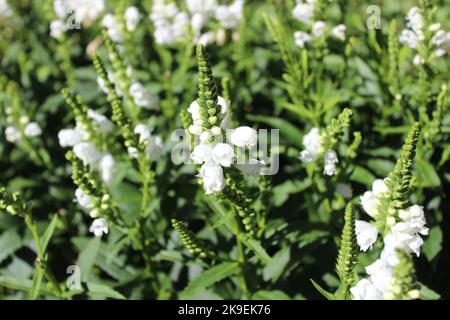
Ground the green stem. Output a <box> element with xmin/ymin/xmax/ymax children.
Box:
<box><xmin>233</xmin><ymin>216</ymin><xmax>250</xmax><ymax>299</ymax></box>
<box><xmin>25</xmin><ymin>216</ymin><xmax>62</xmax><ymax>299</ymax></box>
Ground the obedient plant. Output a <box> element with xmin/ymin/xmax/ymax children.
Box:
<box><xmin>0</xmin><ymin>0</ymin><xmax>448</xmax><ymax>301</ymax></box>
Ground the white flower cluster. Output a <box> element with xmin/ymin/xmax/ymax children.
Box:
<box><xmin>97</xmin><ymin>66</ymin><xmax>159</xmax><ymax>111</ymax></box>
<box><xmin>127</xmin><ymin>124</ymin><xmax>163</xmax><ymax>161</ymax></box>
<box><xmin>150</xmin><ymin>0</ymin><xmax>244</xmax><ymax>46</ymax></box>
<box><xmin>50</xmin><ymin>0</ymin><xmax>105</xmax><ymax>39</ymax></box>
<box><xmin>399</xmin><ymin>6</ymin><xmax>450</xmax><ymax>64</ymax></box>
<box><xmin>292</xmin><ymin>1</ymin><xmax>346</xmax><ymax>48</ymax></box>
<box><xmin>101</xmin><ymin>6</ymin><xmax>142</xmax><ymax>43</ymax></box>
<box><xmin>150</xmin><ymin>0</ymin><xmax>189</xmax><ymax>45</ymax></box>
<box><xmin>351</xmin><ymin>179</ymin><xmax>428</xmax><ymax>300</ymax></box>
<box><xmin>129</xmin><ymin>82</ymin><xmax>160</xmax><ymax>110</ymax></box>
<box><xmin>75</xmin><ymin>188</ymin><xmax>109</xmax><ymax>237</ymax></box>
<box><xmin>0</xmin><ymin>0</ymin><xmax>12</xmax><ymax>17</ymax></box>
<box><xmin>58</xmin><ymin>109</ymin><xmax>116</xmax><ymax>184</ymax></box>
<box><xmin>299</xmin><ymin>127</ymin><xmax>338</xmax><ymax>176</ymax></box>
<box><xmin>4</xmin><ymin>113</ymin><xmax>42</xmax><ymax>144</ymax></box>
<box><xmin>187</xmin><ymin>97</ymin><xmax>260</xmax><ymax>194</ymax></box>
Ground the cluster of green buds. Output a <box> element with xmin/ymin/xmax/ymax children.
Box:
<box><xmin>101</xmin><ymin>29</ymin><xmax>140</xmax><ymax>121</ymax></box>
<box><xmin>66</xmin><ymin>150</ymin><xmax>117</xmax><ymax>222</ymax></box>
<box><xmin>61</xmin><ymin>88</ymin><xmax>102</xmax><ymax>145</ymax></box>
<box><xmin>0</xmin><ymin>186</ymin><xmax>31</xmax><ymax>218</ymax></box>
<box><xmin>334</xmin><ymin>203</ymin><xmax>358</xmax><ymax>298</ymax></box>
<box><xmin>93</xmin><ymin>54</ymin><xmax>143</xmax><ymax>158</ymax></box>
<box><xmin>386</xmin><ymin>250</ymin><xmax>420</xmax><ymax>300</ymax></box>
<box><xmin>223</xmin><ymin>171</ymin><xmax>258</xmax><ymax>236</ymax></box>
<box><xmin>171</xmin><ymin>219</ymin><xmax>215</xmax><ymax>260</ymax></box>
<box><xmin>377</xmin><ymin>122</ymin><xmax>421</xmax><ymax>233</ymax></box>
<box><xmin>320</xmin><ymin>108</ymin><xmax>353</xmax><ymax>151</ymax></box>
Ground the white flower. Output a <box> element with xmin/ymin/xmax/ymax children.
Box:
<box><xmin>125</xmin><ymin>6</ymin><xmax>141</xmax><ymax>32</ymax></box>
<box><xmin>150</xmin><ymin>1</ymin><xmax>189</xmax><ymax>45</ymax></box>
<box><xmin>75</xmin><ymin>188</ymin><xmax>92</xmax><ymax>208</ymax></box>
<box><xmin>58</xmin><ymin>128</ymin><xmax>84</xmax><ymax>147</ymax></box>
<box><xmin>0</xmin><ymin>0</ymin><xmax>13</xmax><ymax>17</ymax></box>
<box><xmin>50</xmin><ymin>20</ymin><xmax>66</xmax><ymax>39</ymax></box>
<box><xmin>432</xmin><ymin>30</ymin><xmax>447</xmax><ymax>46</ymax></box>
<box><xmin>299</xmin><ymin>127</ymin><xmax>321</xmax><ymax>163</ymax></box>
<box><xmin>292</xmin><ymin>2</ymin><xmax>314</xmax><ymax>24</ymax></box>
<box><xmin>366</xmin><ymin>259</ymin><xmax>393</xmax><ymax>293</ymax></box>
<box><xmin>294</xmin><ymin>31</ymin><xmax>312</xmax><ymax>48</ymax></box>
<box><xmin>406</xmin><ymin>6</ymin><xmax>423</xmax><ymax>35</ymax></box>
<box><xmin>360</xmin><ymin>179</ymin><xmax>388</xmax><ymax>218</ymax></box>
<box><xmin>331</xmin><ymin>24</ymin><xmax>346</xmax><ymax>41</ymax></box>
<box><xmin>188</xmin><ymin>96</ymin><xmax>230</xmax><ymax>128</ymax></box>
<box><xmin>102</xmin><ymin>14</ymin><xmax>123</xmax><ymax>43</ymax></box>
<box><xmin>399</xmin><ymin>205</ymin><xmax>428</xmax><ymax>235</ymax></box>
<box><xmin>229</xmin><ymin>126</ymin><xmax>257</xmax><ymax>148</ymax></box>
<box><xmin>212</xmin><ymin>143</ymin><xmax>234</xmax><ymax>167</ymax></box>
<box><xmin>87</xmin><ymin>109</ymin><xmax>114</xmax><ymax>133</ymax></box>
<box><xmin>435</xmin><ymin>48</ymin><xmax>447</xmax><ymax>57</ymax></box>
<box><xmin>129</xmin><ymin>82</ymin><xmax>160</xmax><ymax>110</ymax></box>
<box><xmin>372</xmin><ymin>179</ymin><xmax>388</xmax><ymax>194</ymax></box>
<box><xmin>100</xmin><ymin>154</ymin><xmax>115</xmax><ymax>184</ymax></box>
<box><xmin>399</xmin><ymin>29</ymin><xmax>420</xmax><ymax>48</ymax></box>
<box><xmin>189</xmin><ymin>124</ymin><xmax>203</xmax><ymax>136</ymax></box>
<box><xmin>215</xmin><ymin>0</ymin><xmax>244</xmax><ymax>29</ymax></box>
<box><xmin>350</xmin><ymin>279</ymin><xmax>383</xmax><ymax>300</ymax></box>
<box><xmin>323</xmin><ymin>150</ymin><xmax>338</xmax><ymax>176</ymax></box>
<box><xmin>24</xmin><ymin>122</ymin><xmax>42</xmax><ymax>137</ymax></box>
<box><xmin>312</xmin><ymin>21</ymin><xmax>326</xmax><ymax>38</ymax></box>
<box><xmin>53</xmin><ymin>0</ymin><xmax>67</xmax><ymax>19</ymax></box>
<box><xmin>355</xmin><ymin>220</ymin><xmax>379</xmax><ymax>251</ymax></box>
<box><xmin>187</xmin><ymin>0</ymin><xmax>217</xmax><ymax>16</ymax></box>
<box><xmin>127</xmin><ymin>147</ymin><xmax>138</xmax><ymax>159</ymax></box>
<box><xmin>198</xmin><ymin>162</ymin><xmax>225</xmax><ymax>194</ymax></box>
<box><xmin>73</xmin><ymin>142</ymin><xmax>102</xmax><ymax>165</ymax></box>
<box><xmin>188</xmin><ymin>100</ymin><xmax>201</xmax><ymax>121</ymax></box>
<box><xmin>191</xmin><ymin>143</ymin><xmax>213</xmax><ymax>164</ymax></box>
<box><xmin>197</xmin><ymin>31</ymin><xmax>216</xmax><ymax>46</ymax></box>
<box><xmin>134</xmin><ymin>124</ymin><xmax>151</xmax><ymax>143</ymax></box>
<box><xmin>67</xmin><ymin>0</ymin><xmax>105</xmax><ymax>23</ymax></box>
<box><xmin>5</xmin><ymin>126</ymin><xmax>21</xmax><ymax>143</ymax></box>
<box><xmin>413</xmin><ymin>54</ymin><xmax>424</xmax><ymax>65</ymax></box>
<box><xmin>217</xmin><ymin>96</ymin><xmax>232</xmax><ymax>129</ymax></box>
<box><xmin>191</xmin><ymin>12</ymin><xmax>207</xmax><ymax>34</ymax></box>
<box><xmin>388</xmin><ymin>223</ymin><xmax>425</xmax><ymax>257</ymax></box>
<box><xmin>89</xmin><ymin>218</ymin><xmax>109</xmax><ymax>237</ymax></box>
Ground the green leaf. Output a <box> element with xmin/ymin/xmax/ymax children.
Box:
<box><xmin>310</xmin><ymin>279</ymin><xmax>335</xmax><ymax>300</ymax></box>
<box><xmin>350</xmin><ymin>166</ymin><xmax>376</xmax><ymax>186</ymax></box>
<box><xmin>419</xmin><ymin>282</ymin><xmax>441</xmax><ymax>300</ymax></box>
<box><xmin>0</xmin><ymin>229</ymin><xmax>22</xmax><ymax>264</ymax></box>
<box><xmin>415</xmin><ymin>158</ymin><xmax>441</xmax><ymax>188</ymax></box>
<box><xmin>85</xmin><ymin>282</ymin><xmax>126</xmax><ymax>299</ymax></box>
<box><xmin>241</xmin><ymin>238</ymin><xmax>272</xmax><ymax>265</ymax></box>
<box><xmin>263</xmin><ymin>247</ymin><xmax>290</xmax><ymax>282</ymax></box>
<box><xmin>423</xmin><ymin>226</ymin><xmax>443</xmax><ymax>261</ymax></box>
<box><xmin>366</xmin><ymin>159</ymin><xmax>395</xmax><ymax>177</ymax></box>
<box><xmin>180</xmin><ymin>262</ymin><xmax>240</xmax><ymax>299</ymax></box>
<box><xmin>76</xmin><ymin>237</ymin><xmax>101</xmax><ymax>282</ymax></box>
<box><xmin>252</xmin><ymin>290</ymin><xmax>291</xmax><ymax>300</ymax></box>
<box><xmin>0</xmin><ymin>275</ymin><xmax>53</xmax><ymax>296</ymax></box>
<box><xmin>40</xmin><ymin>215</ymin><xmax>58</xmax><ymax>253</ymax></box>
